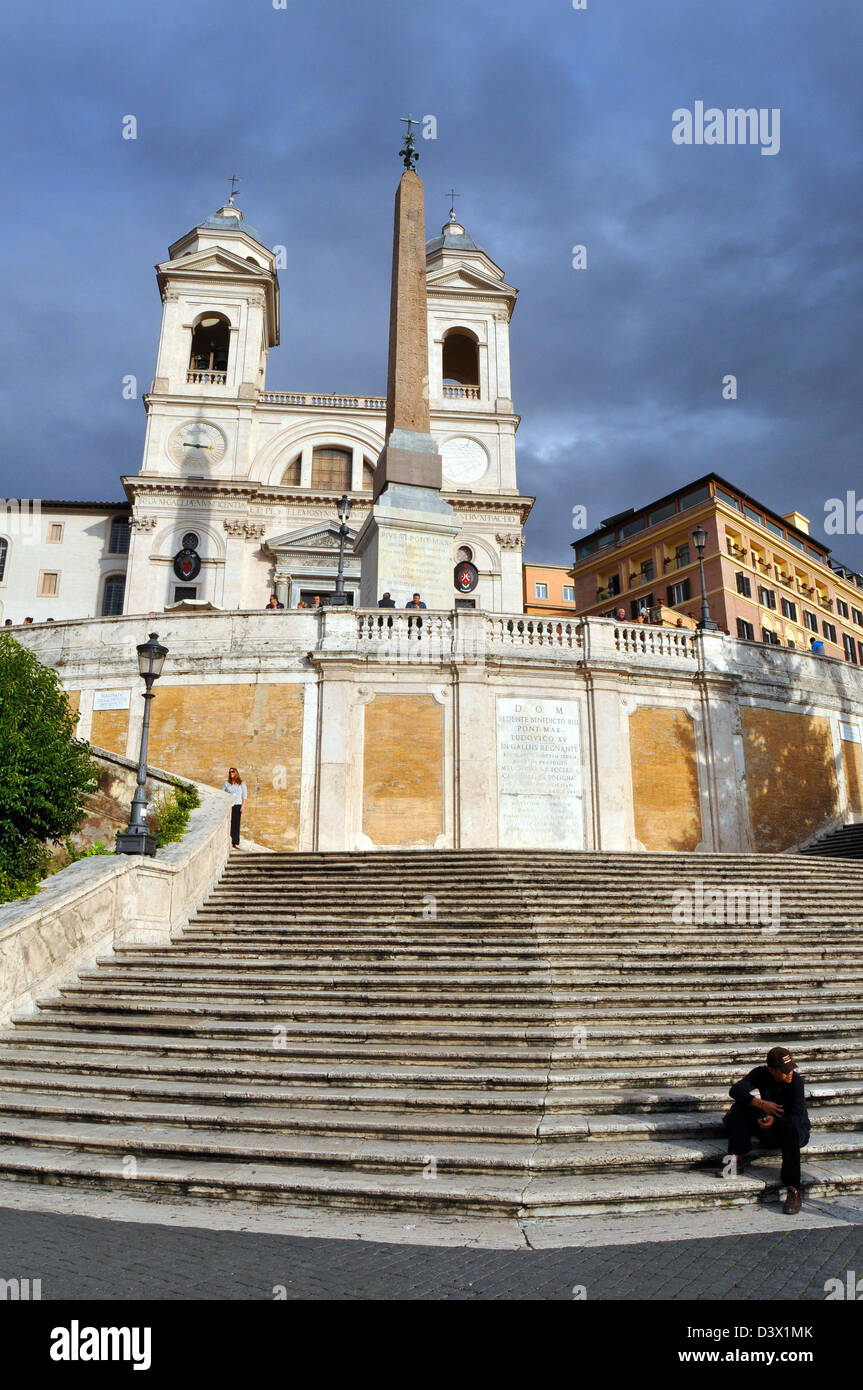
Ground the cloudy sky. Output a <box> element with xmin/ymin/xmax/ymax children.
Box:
<box><xmin>1</xmin><ymin>0</ymin><xmax>861</xmax><ymax>567</ymax></box>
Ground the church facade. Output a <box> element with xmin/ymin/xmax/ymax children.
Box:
<box><xmin>122</xmin><ymin>198</ymin><xmax>532</xmax><ymax>616</ymax></box>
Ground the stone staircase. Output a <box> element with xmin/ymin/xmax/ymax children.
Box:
<box><xmin>1</xmin><ymin>850</ymin><xmax>863</xmax><ymax>1221</ymax></box>
<box><xmin>799</xmin><ymin>822</ymin><xmax>863</xmax><ymax>860</ymax></box>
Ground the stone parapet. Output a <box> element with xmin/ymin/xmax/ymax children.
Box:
<box><xmin>0</xmin><ymin>779</ymin><xmax>230</xmax><ymax>1026</ymax></box>
<box><xmin>11</xmin><ymin>611</ymin><xmax>863</xmax><ymax>855</ymax></box>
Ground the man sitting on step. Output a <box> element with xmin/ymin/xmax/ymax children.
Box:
<box><xmin>721</xmin><ymin>1047</ymin><xmax>810</xmax><ymax>1215</ymax></box>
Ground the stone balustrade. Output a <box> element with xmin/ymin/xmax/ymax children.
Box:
<box><xmin>257</xmin><ymin>391</ymin><xmax>386</xmax><ymax>409</ymax></box>
<box><xmin>14</xmin><ymin>607</ymin><xmax>863</xmax><ymax>681</ymax></box>
<box><xmin>186</xmin><ymin>371</ymin><xmax>227</xmax><ymax>386</ymax></box>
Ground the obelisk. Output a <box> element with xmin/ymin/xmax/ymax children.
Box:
<box><xmin>355</xmin><ymin>117</ymin><xmax>457</xmax><ymax>609</ymax></box>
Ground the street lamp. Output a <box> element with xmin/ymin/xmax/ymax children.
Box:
<box><xmin>692</xmin><ymin>525</ymin><xmax>718</xmax><ymax>631</ymax></box>
<box><xmin>326</xmin><ymin>493</ymin><xmax>354</xmax><ymax>607</ymax></box>
<box><xmin>116</xmin><ymin>632</ymin><xmax>168</xmax><ymax>856</ymax></box>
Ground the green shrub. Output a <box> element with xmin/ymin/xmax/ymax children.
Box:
<box><xmin>146</xmin><ymin>780</ymin><xmax>201</xmax><ymax>848</ymax></box>
<box><xmin>0</xmin><ymin>634</ymin><xmax>99</xmax><ymax>903</ymax></box>
<box><xmin>57</xmin><ymin>837</ymin><xmax>113</xmax><ymax>869</ymax></box>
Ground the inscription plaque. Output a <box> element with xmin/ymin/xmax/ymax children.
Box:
<box><xmin>496</xmin><ymin>698</ymin><xmax>583</xmax><ymax>849</ymax></box>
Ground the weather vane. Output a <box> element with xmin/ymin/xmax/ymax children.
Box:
<box><xmin>399</xmin><ymin>115</ymin><xmax>419</xmax><ymax>171</ymax></box>
<box><xmin>445</xmin><ymin>188</ymin><xmax>460</xmax><ymax>220</ymax></box>
<box><xmin>226</xmin><ymin>172</ymin><xmax>242</xmax><ymax>204</ymax></box>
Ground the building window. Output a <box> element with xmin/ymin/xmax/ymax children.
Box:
<box><xmin>38</xmin><ymin>572</ymin><xmax>59</xmax><ymax>597</ymax></box>
<box><xmin>441</xmin><ymin>328</ymin><xmax>479</xmax><ymax>387</ymax></box>
<box><xmin>282</xmin><ymin>456</ymin><xmax>301</xmax><ymax>486</ymax></box>
<box><xmin>0</xmin><ymin>537</ymin><xmax>7</xmax><ymax>582</ymax></box>
<box><xmin>859</xmin><ymin>640</ymin><xmax>863</xmax><ymax>665</ymax></box>
<box><xmin>562</xmin><ymin>585</ymin><xmax>574</xmax><ymax>602</ymax></box>
<box><xmin>781</xmin><ymin>598</ymin><xmax>797</xmax><ymax>621</ymax></box>
<box><xmin>534</xmin><ymin>582</ymin><xmax>548</xmax><ymax>600</ymax></box>
<box><xmin>310</xmin><ymin>447</ymin><xmax>352</xmax><ymax>491</ymax></box>
<box><xmin>667</xmin><ymin>578</ymin><xmax>691</xmax><ymax>606</ymax></box>
<box><xmin>173</xmin><ymin>586</ymin><xmax>198</xmax><ymax>602</ymax></box>
<box><xmin>631</xmin><ymin>594</ymin><xmax>655</xmax><ymax>619</ymax></box>
<box><xmin>736</xmin><ymin>572</ymin><xmax>751</xmax><ymax>598</ymax></box>
<box><xmin>823</xmin><ymin>622</ymin><xmax>837</xmax><ymax>643</ymax></box>
<box><xmin>109</xmin><ymin>516</ymin><xmax>131</xmax><ymax>554</ymax></box>
<box><xmin>853</xmin><ymin>608</ymin><xmax>863</xmax><ymax>626</ymax></box>
<box><xmin>189</xmin><ymin>313</ymin><xmax>230</xmax><ymax>375</ymax></box>
<box><xmin>804</xmin><ymin>610</ymin><xmax>818</xmax><ymax>632</ymax></box>
<box><xmin>837</xmin><ymin>598</ymin><xmax>850</xmax><ymax>618</ymax></box>
<box><xmin>715</xmin><ymin>487</ymin><xmax>742</xmax><ymax>510</ymax></box>
<box><xmin>758</xmin><ymin>586</ymin><xmax>777</xmax><ymax>610</ymax></box>
<box><xmin>844</xmin><ymin>633</ymin><xmax>859</xmax><ymax>664</ymax></box>
<box><xmin>101</xmin><ymin>574</ymin><xmax>126</xmax><ymax>616</ymax></box>
<box><xmin>363</xmin><ymin>460</ymin><xmax>375</xmax><ymax>491</ymax></box>
<box><xmin>737</xmin><ymin>618</ymin><xmax>755</xmax><ymax>641</ymax></box>
<box><xmin>606</xmin><ymin>574</ymin><xmax>621</xmax><ymax>597</ymax></box>
<box><xmin>679</xmin><ymin>485</ymin><xmax>711</xmax><ymax>510</ymax></box>
<box><xmin>762</xmin><ymin>628</ymin><xmax>781</xmax><ymax>646</ymax></box>
<box><xmin>47</xmin><ymin>522</ymin><xmax>63</xmax><ymax>544</ymax></box>
<box><xmin>675</xmin><ymin>544</ymin><xmax>690</xmax><ymax>567</ymax></box>
<box><xmin>639</xmin><ymin>560</ymin><xmax>655</xmax><ymax>583</ymax></box>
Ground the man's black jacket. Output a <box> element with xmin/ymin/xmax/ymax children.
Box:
<box><xmin>729</xmin><ymin>1066</ymin><xmax>810</xmax><ymax>1138</ymax></box>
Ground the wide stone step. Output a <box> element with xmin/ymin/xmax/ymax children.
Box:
<box><xmin>0</xmin><ymin>1113</ymin><xmax>861</xmax><ymax>1177</ymax></box>
<box><xmin>3</xmin><ymin>1141</ymin><xmax>863</xmax><ymax>1216</ymax></box>
<box><xmin>0</xmin><ymin>1088</ymin><xmax>859</xmax><ymax>1146</ymax></box>
<box><xmin>1</xmin><ymin>1061</ymin><xmax>861</xmax><ymax>1116</ymax></box>
<box><xmin>3</xmin><ymin>1041</ymin><xmax>863</xmax><ymax>1104</ymax></box>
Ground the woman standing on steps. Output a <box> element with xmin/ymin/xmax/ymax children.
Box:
<box><xmin>223</xmin><ymin>767</ymin><xmax>248</xmax><ymax>850</ymax></box>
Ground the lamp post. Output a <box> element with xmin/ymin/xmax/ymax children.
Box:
<box><xmin>116</xmin><ymin>632</ymin><xmax>168</xmax><ymax>856</ymax></box>
<box><xmin>692</xmin><ymin>525</ymin><xmax>718</xmax><ymax>631</ymax></box>
<box><xmin>326</xmin><ymin>493</ymin><xmax>354</xmax><ymax>607</ymax></box>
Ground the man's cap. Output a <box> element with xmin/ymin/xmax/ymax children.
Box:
<box><xmin>766</xmin><ymin>1046</ymin><xmax>797</xmax><ymax>1072</ymax></box>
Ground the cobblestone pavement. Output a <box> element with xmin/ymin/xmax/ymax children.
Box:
<box><xmin>3</xmin><ymin>1203</ymin><xmax>863</xmax><ymax>1300</ymax></box>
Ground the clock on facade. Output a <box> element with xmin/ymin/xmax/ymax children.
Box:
<box><xmin>167</xmin><ymin>421</ymin><xmax>227</xmax><ymax>468</ymax></box>
<box><xmin>440</xmin><ymin>437</ymin><xmax>488</xmax><ymax>486</ymax></box>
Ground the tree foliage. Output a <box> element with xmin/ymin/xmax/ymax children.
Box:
<box><xmin>0</xmin><ymin>634</ymin><xmax>100</xmax><ymax>901</ymax></box>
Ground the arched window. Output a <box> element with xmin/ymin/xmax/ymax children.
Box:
<box><xmin>281</xmin><ymin>456</ymin><xmax>301</xmax><ymax>486</ymax></box>
<box><xmin>0</xmin><ymin>537</ymin><xmax>8</xmax><ymax>583</ymax></box>
<box><xmin>362</xmin><ymin>461</ymin><xmax>375</xmax><ymax>491</ymax></box>
<box><xmin>456</xmin><ymin>545</ymin><xmax>474</xmax><ymax>563</ymax></box>
<box><xmin>442</xmin><ymin>328</ymin><xmax>479</xmax><ymax>386</ymax></box>
<box><xmin>101</xmin><ymin>574</ymin><xmax>126</xmax><ymax>617</ymax></box>
<box><xmin>189</xmin><ymin>314</ymin><xmax>230</xmax><ymax>375</ymax></box>
<box><xmin>310</xmin><ymin>447</ymin><xmax>351</xmax><ymax>491</ymax></box>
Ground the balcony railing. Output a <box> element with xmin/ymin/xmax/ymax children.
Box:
<box><xmin>442</xmin><ymin>385</ymin><xmax>480</xmax><ymax>400</ymax></box>
<box><xmin>187</xmin><ymin>371</ymin><xmax>227</xmax><ymax>386</ymax></box>
<box><xmin>258</xmin><ymin>391</ymin><xmax>386</xmax><ymax>409</ymax></box>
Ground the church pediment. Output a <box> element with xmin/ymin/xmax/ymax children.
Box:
<box><xmin>426</xmin><ymin>265</ymin><xmax>517</xmax><ymax>301</ymax></box>
<box><xmin>265</xmin><ymin>523</ymin><xmax>358</xmax><ymax>554</ymax></box>
<box><xmin>159</xmin><ymin>247</ymin><xmax>268</xmax><ymax>277</ymax></box>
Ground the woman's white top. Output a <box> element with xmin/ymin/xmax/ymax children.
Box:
<box><xmin>223</xmin><ymin>782</ymin><xmax>247</xmax><ymax>806</ymax></box>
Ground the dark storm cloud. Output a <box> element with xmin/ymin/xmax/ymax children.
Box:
<box><xmin>0</xmin><ymin>0</ymin><xmax>860</xmax><ymax>568</ymax></box>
